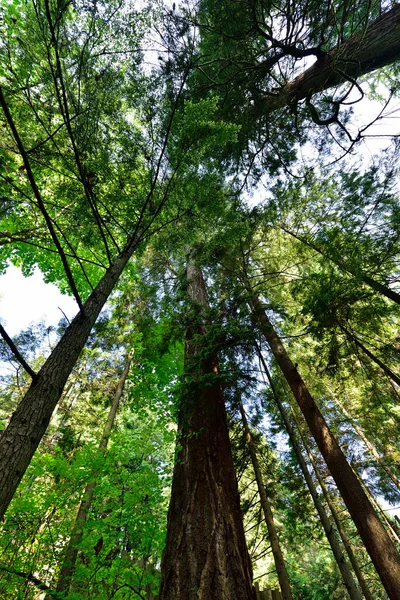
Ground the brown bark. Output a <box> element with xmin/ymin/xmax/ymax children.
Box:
<box><xmin>244</xmin><ymin>280</ymin><xmax>400</xmax><ymax>599</ymax></box>
<box><xmin>159</xmin><ymin>256</ymin><xmax>254</xmax><ymax>600</ymax></box>
<box><xmin>256</xmin><ymin>5</ymin><xmax>400</xmax><ymax>116</ymax></box>
<box><xmin>280</xmin><ymin>226</ymin><xmax>400</xmax><ymax>307</ymax></box>
<box><xmin>292</xmin><ymin>408</ymin><xmax>374</xmax><ymax>600</ymax></box>
<box><xmin>256</xmin><ymin>349</ymin><xmax>362</xmax><ymax>600</ymax></box>
<box><xmin>51</xmin><ymin>355</ymin><xmax>132</xmax><ymax>598</ymax></box>
<box><xmin>238</xmin><ymin>398</ymin><xmax>293</xmax><ymax>600</ymax></box>
<box><xmin>0</xmin><ymin>246</ymin><xmax>136</xmax><ymax>520</ymax></box>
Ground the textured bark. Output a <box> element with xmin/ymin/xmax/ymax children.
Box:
<box><xmin>0</xmin><ymin>246</ymin><xmax>135</xmax><ymax>519</ymax></box>
<box><xmin>292</xmin><ymin>408</ymin><xmax>374</xmax><ymax>600</ymax></box>
<box><xmin>51</xmin><ymin>356</ymin><xmax>132</xmax><ymax>598</ymax></box>
<box><xmin>256</xmin><ymin>349</ymin><xmax>362</xmax><ymax>600</ymax></box>
<box><xmin>159</xmin><ymin>257</ymin><xmax>254</xmax><ymax>600</ymax></box>
<box><xmin>238</xmin><ymin>398</ymin><xmax>293</xmax><ymax>600</ymax></box>
<box><xmin>280</xmin><ymin>227</ymin><xmax>400</xmax><ymax>307</ymax></box>
<box><xmin>256</xmin><ymin>5</ymin><xmax>400</xmax><ymax>116</ymax></box>
<box><xmin>245</xmin><ymin>282</ymin><xmax>400</xmax><ymax>599</ymax></box>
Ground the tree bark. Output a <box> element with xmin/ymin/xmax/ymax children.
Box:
<box><xmin>50</xmin><ymin>355</ymin><xmax>132</xmax><ymax>598</ymax></box>
<box><xmin>256</xmin><ymin>348</ymin><xmax>362</xmax><ymax>600</ymax></box>
<box><xmin>255</xmin><ymin>5</ymin><xmax>400</xmax><ymax>116</ymax></box>
<box><xmin>159</xmin><ymin>255</ymin><xmax>254</xmax><ymax>600</ymax></box>
<box><xmin>0</xmin><ymin>245</ymin><xmax>136</xmax><ymax>519</ymax></box>
<box><xmin>238</xmin><ymin>398</ymin><xmax>293</xmax><ymax>600</ymax></box>
<box><xmin>291</xmin><ymin>407</ymin><xmax>374</xmax><ymax>600</ymax></box>
<box><xmin>244</xmin><ymin>279</ymin><xmax>400</xmax><ymax>599</ymax></box>
<box><xmin>280</xmin><ymin>226</ymin><xmax>400</xmax><ymax>307</ymax></box>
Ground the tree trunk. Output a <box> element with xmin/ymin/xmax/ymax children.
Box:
<box><xmin>291</xmin><ymin>406</ymin><xmax>374</xmax><ymax>600</ymax></box>
<box><xmin>159</xmin><ymin>256</ymin><xmax>254</xmax><ymax>600</ymax></box>
<box><xmin>256</xmin><ymin>348</ymin><xmax>362</xmax><ymax>600</ymax></box>
<box><xmin>0</xmin><ymin>246</ymin><xmax>136</xmax><ymax>519</ymax></box>
<box><xmin>280</xmin><ymin>226</ymin><xmax>400</xmax><ymax>307</ymax></box>
<box><xmin>237</xmin><ymin>398</ymin><xmax>293</xmax><ymax>600</ymax></box>
<box><xmin>50</xmin><ymin>355</ymin><xmax>132</xmax><ymax>599</ymax></box>
<box><xmin>343</xmin><ymin>327</ymin><xmax>400</xmax><ymax>387</ymax></box>
<box><xmin>255</xmin><ymin>5</ymin><xmax>400</xmax><ymax>116</ymax></box>
<box><xmin>244</xmin><ymin>279</ymin><xmax>400</xmax><ymax>599</ymax></box>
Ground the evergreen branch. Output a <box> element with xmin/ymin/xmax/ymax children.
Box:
<box><xmin>0</xmin><ymin>86</ymin><xmax>84</xmax><ymax>311</ymax></box>
<box><xmin>41</xmin><ymin>0</ymin><xmax>113</xmax><ymax>265</ymax></box>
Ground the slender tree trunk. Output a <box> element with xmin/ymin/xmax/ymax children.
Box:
<box><xmin>330</xmin><ymin>394</ymin><xmax>400</xmax><ymax>490</ymax></box>
<box><xmin>291</xmin><ymin>407</ymin><xmax>374</xmax><ymax>600</ymax></box>
<box><xmin>256</xmin><ymin>348</ymin><xmax>362</xmax><ymax>600</ymax></box>
<box><xmin>244</xmin><ymin>278</ymin><xmax>400</xmax><ymax>599</ymax></box>
<box><xmin>280</xmin><ymin>226</ymin><xmax>400</xmax><ymax>306</ymax></box>
<box><xmin>343</xmin><ymin>327</ymin><xmax>400</xmax><ymax>387</ymax></box>
<box><xmin>256</xmin><ymin>5</ymin><xmax>400</xmax><ymax>117</ymax></box>
<box><xmin>0</xmin><ymin>246</ymin><xmax>136</xmax><ymax>519</ymax></box>
<box><xmin>46</xmin><ymin>363</ymin><xmax>86</xmax><ymax>450</ymax></box>
<box><xmin>237</xmin><ymin>397</ymin><xmax>293</xmax><ymax>600</ymax></box>
<box><xmin>159</xmin><ymin>256</ymin><xmax>254</xmax><ymax>600</ymax></box>
<box><xmin>49</xmin><ymin>355</ymin><xmax>132</xmax><ymax>599</ymax></box>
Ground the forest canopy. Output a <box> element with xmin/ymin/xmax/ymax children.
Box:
<box><xmin>0</xmin><ymin>0</ymin><xmax>400</xmax><ymax>599</ymax></box>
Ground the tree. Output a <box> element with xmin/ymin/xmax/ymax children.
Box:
<box><xmin>158</xmin><ymin>251</ymin><xmax>254</xmax><ymax>600</ymax></box>
<box><xmin>0</xmin><ymin>0</ymin><xmax>236</xmax><ymax>519</ymax></box>
<box><xmin>1</xmin><ymin>0</ymin><xmax>400</xmax><ymax>598</ymax></box>
<box><xmin>241</xmin><ymin>266</ymin><xmax>400</xmax><ymax>598</ymax></box>
<box><xmin>51</xmin><ymin>354</ymin><xmax>132</xmax><ymax>598</ymax></box>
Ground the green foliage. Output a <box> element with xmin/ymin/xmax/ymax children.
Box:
<box><xmin>1</xmin><ymin>1</ymin><xmax>400</xmax><ymax>598</ymax></box>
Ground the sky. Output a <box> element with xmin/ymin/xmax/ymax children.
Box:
<box><xmin>0</xmin><ymin>264</ymin><xmax>78</xmax><ymax>337</ymax></box>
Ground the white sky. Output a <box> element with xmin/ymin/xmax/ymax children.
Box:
<box><xmin>0</xmin><ymin>264</ymin><xmax>78</xmax><ymax>336</ymax></box>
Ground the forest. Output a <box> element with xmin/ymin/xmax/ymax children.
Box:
<box><xmin>0</xmin><ymin>0</ymin><xmax>400</xmax><ymax>598</ymax></box>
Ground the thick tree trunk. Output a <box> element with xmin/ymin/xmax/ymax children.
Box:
<box><xmin>0</xmin><ymin>246</ymin><xmax>136</xmax><ymax>519</ymax></box>
<box><xmin>50</xmin><ymin>355</ymin><xmax>132</xmax><ymax>598</ymax></box>
<box><xmin>244</xmin><ymin>281</ymin><xmax>400</xmax><ymax>599</ymax></box>
<box><xmin>256</xmin><ymin>5</ymin><xmax>400</xmax><ymax>116</ymax></box>
<box><xmin>237</xmin><ymin>398</ymin><xmax>293</xmax><ymax>600</ymax></box>
<box><xmin>280</xmin><ymin>226</ymin><xmax>400</xmax><ymax>307</ymax></box>
<box><xmin>256</xmin><ymin>348</ymin><xmax>362</xmax><ymax>600</ymax></box>
<box><xmin>292</xmin><ymin>407</ymin><xmax>374</xmax><ymax>600</ymax></box>
<box><xmin>159</xmin><ymin>257</ymin><xmax>254</xmax><ymax>600</ymax></box>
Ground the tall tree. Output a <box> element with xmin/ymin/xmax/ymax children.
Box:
<box><xmin>237</xmin><ymin>395</ymin><xmax>293</xmax><ymax>600</ymax></box>
<box><xmin>158</xmin><ymin>251</ymin><xmax>254</xmax><ymax>600</ymax></box>
<box><xmin>51</xmin><ymin>354</ymin><xmax>132</xmax><ymax>598</ymax></box>
<box><xmin>242</xmin><ymin>271</ymin><xmax>400</xmax><ymax>598</ymax></box>
<box><xmin>256</xmin><ymin>349</ymin><xmax>363</xmax><ymax>600</ymax></box>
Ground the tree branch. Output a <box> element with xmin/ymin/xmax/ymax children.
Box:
<box><xmin>0</xmin><ymin>86</ymin><xmax>84</xmax><ymax>311</ymax></box>
<box><xmin>253</xmin><ymin>4</ymin><xmax>400</xmax><ymax>117</ymax></box>
<box><xmin>0</xmin><ymin>564</ymin><xmax>57</xmax><ymax>595</ymax></box>
<box><xmin>0</xmin><ymin>324</ymin><xmax>37</xmax><ymax>380</ymax></box>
